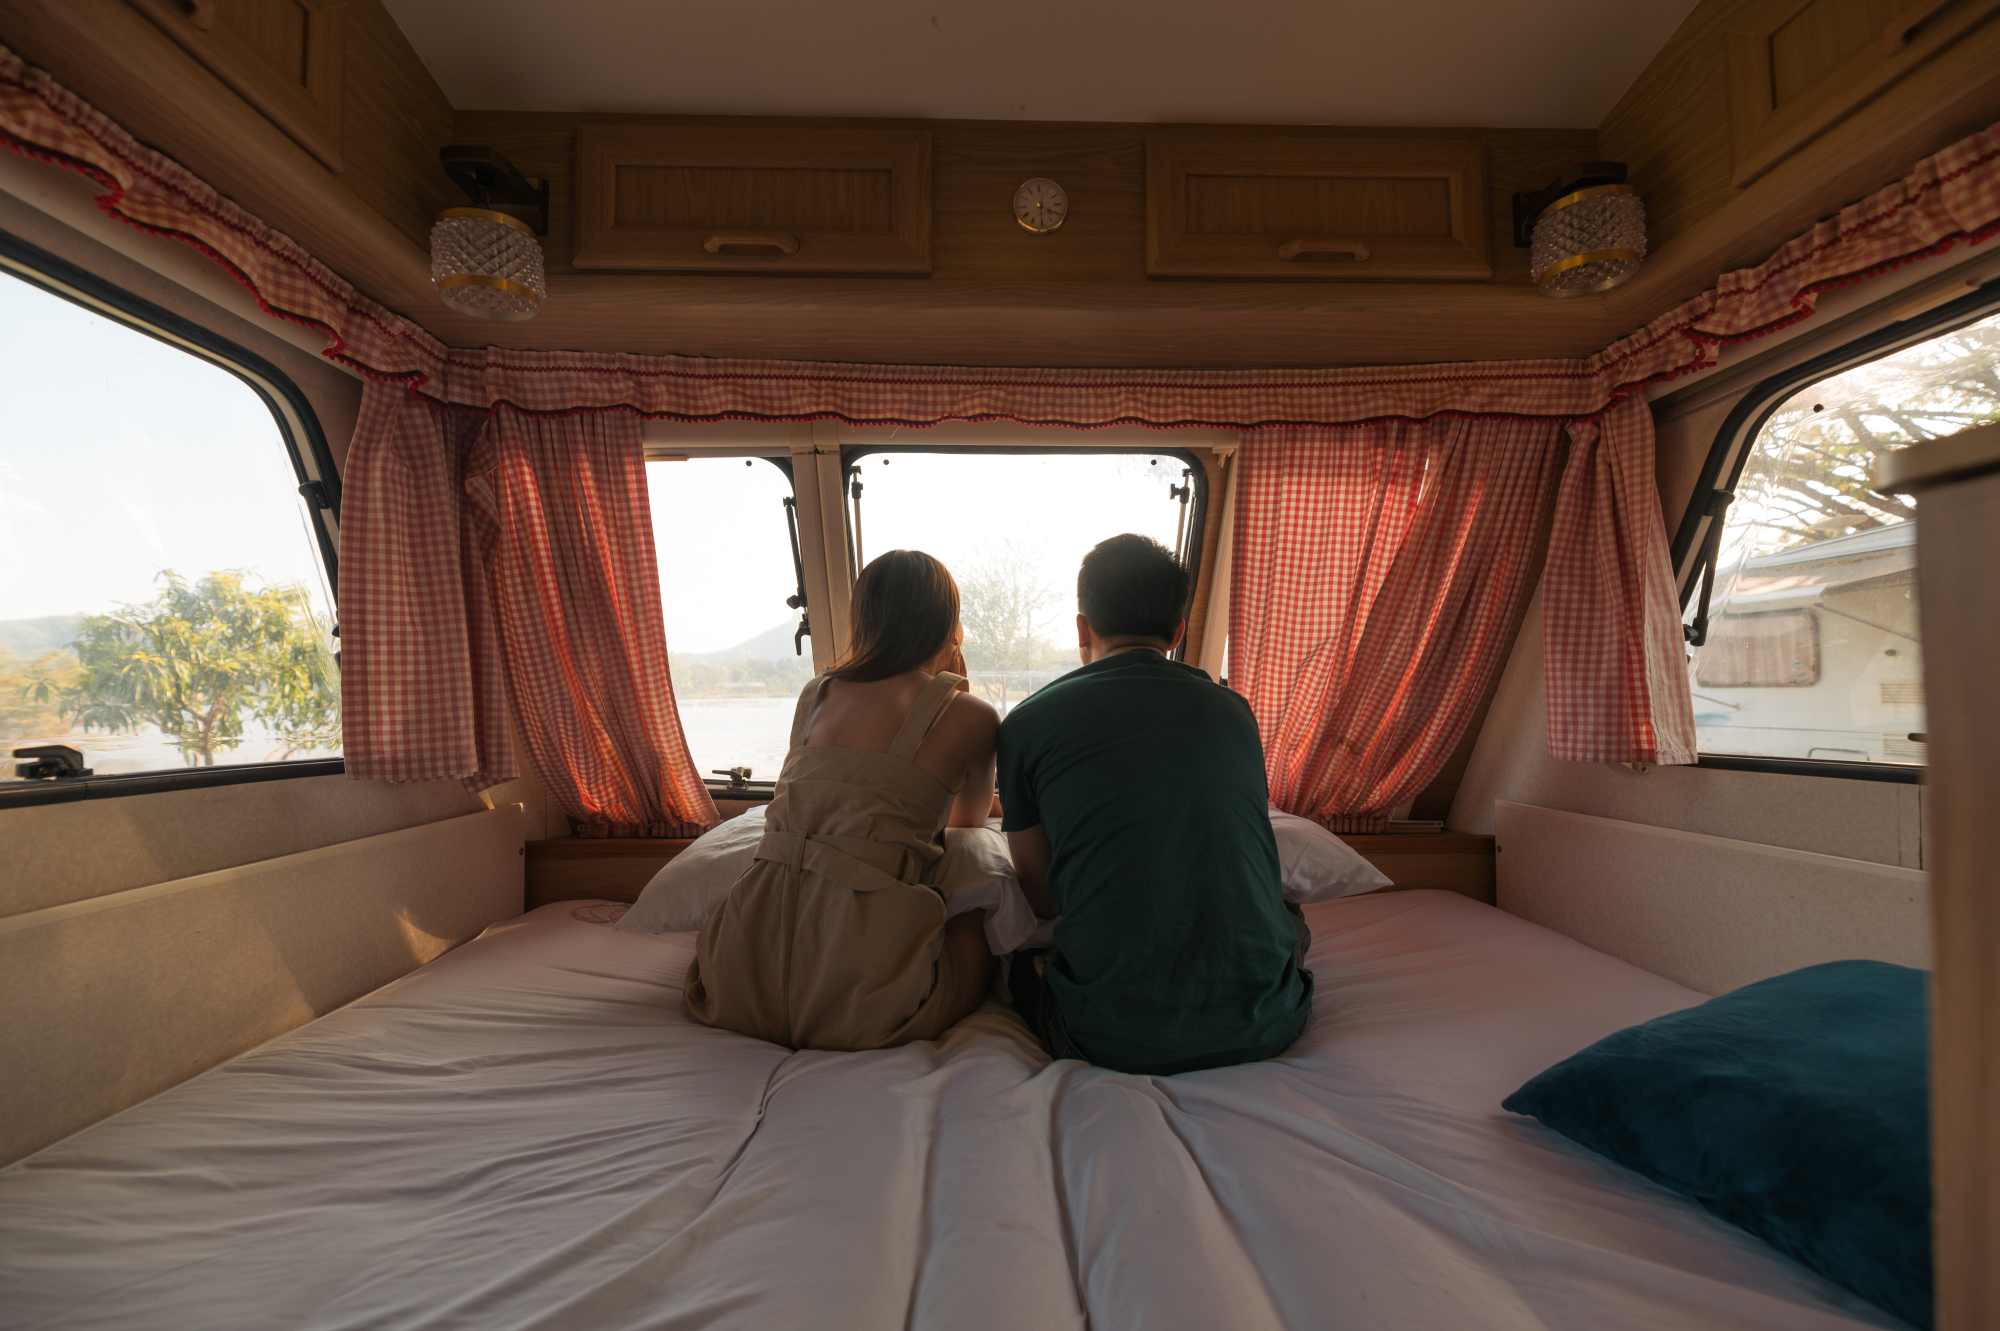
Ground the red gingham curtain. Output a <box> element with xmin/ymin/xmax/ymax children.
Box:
<box><xmin>465</xmin><ymin>407</ymin><xmax>715</xmax><ymax>836</ymax></box>
<box><xmin>339</xmin><ymin>385</ymin><xmax>506</xmax><ymax>786</ymax></box>
<box><xmin>1231</xmin><ymin>416</ymin><xmax>1574</xmax><ymax>831</ymax></box>
<box><xmin>1543</xmin><ymin>398</ymin><xmax>1697</xmax><ymax>766</ymax></box>
<box><xmin>342</xmin><ymin>384</ymin><xmax>715</xmax><ymax>835</ymax></box>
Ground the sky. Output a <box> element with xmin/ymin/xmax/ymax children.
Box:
<box><xmin>648</xmin><ymin>450</ymin><xmax>1192</xmax><ymax>655</ymax></box>
<box><xmin>0</xmin><ymin>271</ymin><xmax>332</xmax><ymax>629</ymax></box>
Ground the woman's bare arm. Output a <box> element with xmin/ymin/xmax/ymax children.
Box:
<box><xmin>944</xmin><ymin>695</ymin><xmax>999</xmax><ymax>829</ymax></box>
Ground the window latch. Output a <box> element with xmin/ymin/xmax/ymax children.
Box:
<box><xmin>13</xmin><ymin>744</ymin><xmax>92</xmax><ymax>781</ymax></box>
<box><xmin>1683</xmin><ymin>489</ymin><xmax>1736</xmax><ymax>649</ymax></box>
<box><xmin>710</xmin><ymin>767</ymin><xmax>753</xmax><ymax>791</ymax></box>
<box><xmin>298</xmin><ymin>479</ymin><xmax>333</xmax><ymax>510</ymax></box>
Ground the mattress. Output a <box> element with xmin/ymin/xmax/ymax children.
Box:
<box><xmin>0</xmin><ymin>891</ymin><xmax>1905</xmax><ymax>1330</ymax></box>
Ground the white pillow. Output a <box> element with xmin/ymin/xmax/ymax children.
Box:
<box><xmin>617</xmin><ymin>808</ymin><xmax>1043</xmax><ymax>954</ymax></box>
<box><xmin>616</xmin><ymin>806</ymin><xmax>769</xmax><ymax>934</ymax></box>
<box><xmin>1269</xmin><ymin>810</ymin><xmax>1393</xmax><ymax>903</ymax></box>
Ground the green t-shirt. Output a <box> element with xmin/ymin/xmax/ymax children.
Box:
<box><xmin>997</xmin><ymin>650</ymin><xmax>1312</xmax><ymax>1074</ymax></box>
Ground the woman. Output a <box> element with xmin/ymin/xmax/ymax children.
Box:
<box><xmin>686</xmin><ymin>550</ymin><xmax>1000</xmax><ymax>1050</ymax></box>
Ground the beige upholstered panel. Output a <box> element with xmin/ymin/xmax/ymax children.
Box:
<box><xmin>3</xmin><ymin>776</ymin><xmax>486</xmax><ymax>918</ymax></box>
<box><xmin>1496</xmin><ymin>800</ymin><xmax>1929</xmax><ymax>995</ymax></box>
<box><xmin>0</xmin><ymin>807</ymin><xmax>526</xmax><ymax>1165</ymax></box>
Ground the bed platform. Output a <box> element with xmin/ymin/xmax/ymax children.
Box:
<box><xmin>0</xmin><ymin>891</ymin><xmax>1904</xmax><ymax>1330</ymax></box>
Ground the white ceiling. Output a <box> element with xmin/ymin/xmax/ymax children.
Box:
<box><xmin>383</xmin><ymin>0</ymin><xmax>1698</xmax><ymax>128</ymax></box>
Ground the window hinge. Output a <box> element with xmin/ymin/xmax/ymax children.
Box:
<box><xmin>1684</xmin><ymin>489</ymin><xmax>1736</xmax><ymax>649</ymax></box>
<box><xmin>13</xmin><ymin>744</ymin><xmax>92</xmax><ymax>781</ymax></box>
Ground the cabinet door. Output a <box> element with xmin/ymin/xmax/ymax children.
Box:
<box><xmin>1727</xmin><ymin>0</ymin><xmax>2000</xmax><ymax>186</ymax></box>
<box><xmin>573</xmin><ymin>126</ymin><xmax>931</xmax><ymax>275</ymax></box>
<box><xmin>128</xmin><ymin>0</ymin><xmax>344</xmax><ymax>170</ymax></box>
<box><xmin>1146</xmin><ymin>134</ymin><xmax>1490</xmax><ymax>281</ymax></box>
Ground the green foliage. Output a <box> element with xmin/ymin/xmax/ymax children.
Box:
<box><xmin>59</xmin><ymin>571</ymin><xmax>339</xmax><ymax>766</ymax></box>
<box><xmin>0</xmin><ymin>646</ymin><xmax>81</xmax><ymax>741</ymax></box>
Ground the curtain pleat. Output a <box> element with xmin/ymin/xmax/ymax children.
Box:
<box><xmin>341</xmin><ymin>385</ymin><xmax>715</xmax><ymax>834</ymax></box>
<box><xmin>1231</xmin><ymin>417</ymin><xmax>1573</xmax><ymax>829</ymax></box>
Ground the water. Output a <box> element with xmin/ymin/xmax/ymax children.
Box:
<box><xmin>7</xmin><ymin>686</ymin><xmax>1054</xmax><ymax>785</ymax></box>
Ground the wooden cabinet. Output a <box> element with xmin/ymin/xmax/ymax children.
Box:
<box><xmin>1145</xmin><ymin>133</ymin><xmax>1490</xmax><ymax>281</ymax></box>
<box><xmin>127</xmin><ymin>0</ymin><xmax>345</xmax><ymax>170</ymax></box>
<box><xmin>573</xmin><ymin>125</ymin><xmax>932</xmax><ymax>274</ymax></box>
<box><xmin>1726</xmin><ymin>0</ymin><xmax>2000</xmax><ymax>186</ymax></box>
<box><xmin>525</xmin><ymin>828</ymin><xmax>1494</xmax><ymax>910</ymax></box>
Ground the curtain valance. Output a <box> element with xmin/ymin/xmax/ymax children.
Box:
<box><xmin>7</xmin><ymin>41</ymin><xmax>1997</xmax><ymax>432</ymax></box>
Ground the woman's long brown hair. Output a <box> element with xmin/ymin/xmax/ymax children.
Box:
<box><xmin>827</xmin><ymin>550</ymin><xmax>960</xmax><ymax>683</ymax></box>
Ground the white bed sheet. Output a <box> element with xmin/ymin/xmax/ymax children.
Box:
<box><xmin>0</xmin><ymin>891</ymin><xmax>1906</xmax><ymax>1330</ymax></box>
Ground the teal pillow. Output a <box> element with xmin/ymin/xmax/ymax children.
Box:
<box><xmin>1503</xmin><ymin>960</ymin><xmax>1931</xmax><ymax>1328</ymax></box>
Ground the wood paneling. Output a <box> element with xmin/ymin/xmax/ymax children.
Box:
<box><xmin>2</xmin><ymin>0</ymin><xmax>447</xmax><ymax>320</ymax></box>
<box><xmin>338</xmin><ymin>0</ymin><xmax>457</xmax><ymax>248</ymax></box>
<box><xmin>1344</xmin><ymin>833</ymin><xmax>1496</xmax><ymax>904</ymax></box>
<box><xmin>1726</xmin><ymin>0</ymin><xmax>2000</xmax><ymax>185</ymax></box>
<box><xmin>444</xmin><ymin>112</ymin><xmax>1602</xmax><ymax>365</ymax></box>
<box><xmin>1602</xmin><ymin>0</ymin><xmax>2000</xmax><ymax>273</ymax></box>
<box><xmin>1147</xmin><ymin>132</ymin><xmax>1490</xmax><ymax>280</ymax></box>
<box><xmin>127</xmin><ymin>0</ymin><xmax>345</xmax><ymax>168</ymax></box>
<box><xmin>574</xmin><ymin>125</ymin><xmax>930</xmax><ymax>273</ymax></box>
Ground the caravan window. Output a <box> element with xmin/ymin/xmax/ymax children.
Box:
<box><xmin>647</xmin><ymin>456</ymin><xmax>812</xmax><ymax>783</ymax></box>
<box><xmin>1684</xmin><ymin>305</ymin><xmax>2000</xmax><ymax>769</ymax></box>
<box><xmin>0</xmin><ymin>254</ymin><xmax>339</xmax><ymax>794</ymax></box>
<box><xmin>840</xmin><ymin>448</ymin><xmax>1205</xmax><ymax>714</ymax></box>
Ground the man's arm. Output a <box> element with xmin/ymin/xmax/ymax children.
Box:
<box><xmin>1008</xmin><ymin>825</ymin><xmax>1057</xmax><ymax>919</ymax></box>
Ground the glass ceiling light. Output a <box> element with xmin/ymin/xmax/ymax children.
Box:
<box><xmin>433</xmin><ymin>146</ymin><xmax>550</xmax><ymax>321</ymax></box>
<box><xmin>1514</xmin><ymin>163</ymin><xmax>1647</xmax><ymax>299</ymax></box>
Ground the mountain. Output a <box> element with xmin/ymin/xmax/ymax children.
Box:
<box><xmin>0</xmin><ymin>614</ymin><xmax>84</xmax><ymax>659</ymax></box>
<box><xmin>683</xmin><ymin>619</ymin><xmax>803</xmax><ymax>663</ymax></box>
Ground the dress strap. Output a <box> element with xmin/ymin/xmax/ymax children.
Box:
<box><xmin>888</xmin><ymin>672</ymin><xmax>964</xmax><ymax>760</ymax></box>
<box><xmin>788</xmin><ymin>675</ymin><xmax>832</xmax><ymax>750</ymax></box>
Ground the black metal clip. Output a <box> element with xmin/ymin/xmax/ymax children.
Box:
<box><xmin>13</xmin><ymin>744</ymin><xmax>91</xmax><ymax>781</ymax></box>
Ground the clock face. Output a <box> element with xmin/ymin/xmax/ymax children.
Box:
<box><xmin>1013</xmin><ymin>177</ymin><xmax>1069</xmax><ymax>234</ymax></box>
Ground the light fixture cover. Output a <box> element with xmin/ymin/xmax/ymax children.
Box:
<box><xmin>1530</xmin><ymin>184</ymin><xmax>1646</xmax><ymax>297</ymax></box>
<box><xmin>430</xmin><ymin>207</ymin><xmax>546</xmax><ymax>321</ymax></box>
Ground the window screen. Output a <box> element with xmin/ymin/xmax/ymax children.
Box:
<box><xmin>843</xmin><ymin>450</ymin><xmax>1202</xmax><ymax>715</ymax></box>
<box><xmin>647</xmin><ymin>456</ymin><xmax>812</xmax><ymax>782</ymax></box>
<box><xmin>0</xmin><ymin>265</ymin><xmax>338</xmax><ymax>784</ymax></box>
<box><xmin>1686</xmin><ymin>307</ymin><xmax>2000</xmax><ymax>766</ymax></box>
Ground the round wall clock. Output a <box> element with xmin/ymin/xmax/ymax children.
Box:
<box><xmin>1013</xmin><ymin>177</ymin><xmax>1069</xmax><ymax>234</ymax></box>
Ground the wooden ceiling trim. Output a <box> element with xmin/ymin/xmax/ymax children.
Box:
<box><xmin>3</xmin><ymin>0</ymin><xmax>1997</xmax><ymax>372</ymax></box>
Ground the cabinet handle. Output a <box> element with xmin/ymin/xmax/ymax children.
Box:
<box><xmin>703</xmin><ymin>230</ymin><xmax>801</xmax><ymax>258</ymax></box>
<box><xmin>1882</xmin><ymin>0</ymin><xmax>1995</xmax><ymax>49</ymax></box>
<box><xmin>179</xmin><ymin>0</ymin><xmax>218</xmax><ymax>30</ymax></box>
<box><xmin>1277</xmin><ymin>238</ymin><xmax>1371</xmax><ymax>263</ymax></box>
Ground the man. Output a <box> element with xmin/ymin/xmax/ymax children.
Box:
<box><xmin>997</xmin><ymin>533</ymin><xmax>1312</xmax><ymax>1075</ymax></box>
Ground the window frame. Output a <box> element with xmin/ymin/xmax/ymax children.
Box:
<box><xmin>0</xmin><ymin>226</ymin><xmax>345</xmax><ymax>810</ymax></box>
<box><xmin>835</xmin><ymin>439</ymin><xmax>1214</xmax><ymax>663</ymax></box>
<box><xmin>1671</xmin><ymin>276</ymin><xmax>2000</xmax><ymax>783</ymax></box>
<box><xmin>642</xmin><ymin>447</ymin><xmax>807</xmax><ymax>799</ymax></box>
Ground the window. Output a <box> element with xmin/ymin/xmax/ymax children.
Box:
<box><xmin>0</xmin><ymin>239</ymin><xmax>339</xmax><ymax>797</ymax></box>
<box><xmin>1681</xmin><ymin>300</ymin><xmax>2000</xmax><ymax>772</ymax></box>
<box><xmin>843</xmin><ymin>448</ymin><xmax>1205</xmax><ymax>714</ymax></box>
<box><xmin>647</xmin><ymin>456</ymin><xmax>812</xmax><ymax>782</ymax></box>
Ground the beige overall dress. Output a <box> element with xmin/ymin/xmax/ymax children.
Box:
<box><xmin>684</xmin><ymin>672</ymin><xmax>983</xmax><ymax>1050</ymax></box>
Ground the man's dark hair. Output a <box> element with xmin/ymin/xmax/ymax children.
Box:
<box><xmin>1077</xmin><ymin>534</ymin><xmax>1189</xmax><ymax>642</ymax></box>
